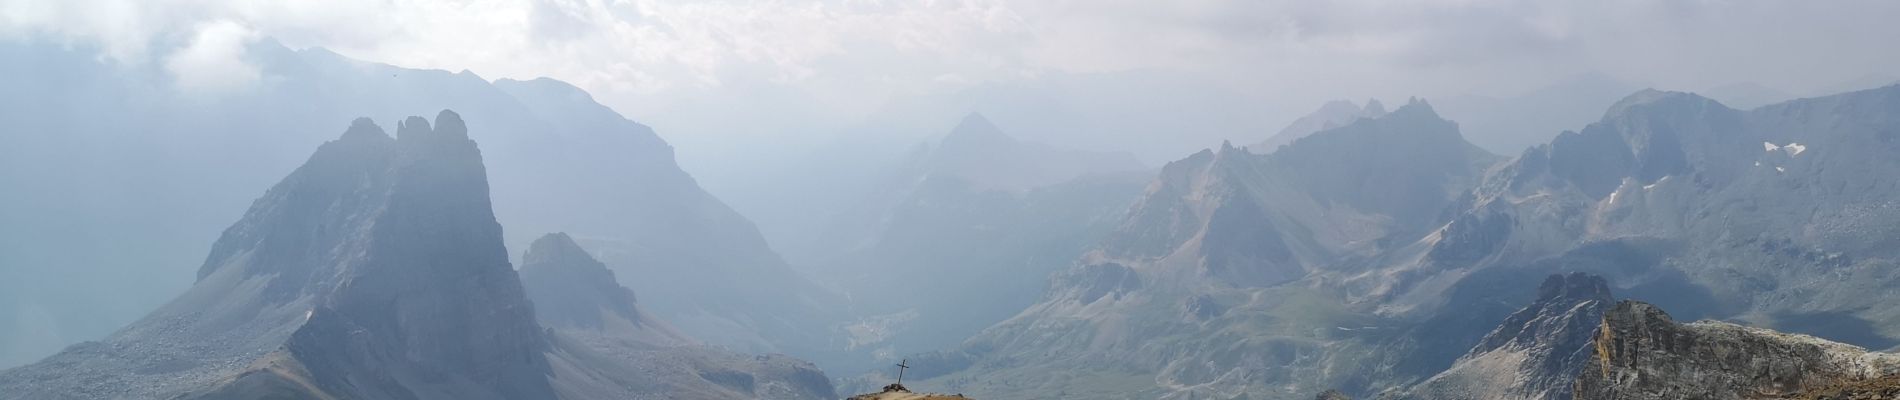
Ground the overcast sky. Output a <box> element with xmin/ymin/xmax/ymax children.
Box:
<box><xmin>7</xmin><ymin>0</ymin><xmax>1900</xmax><ymax>162</ymax></box>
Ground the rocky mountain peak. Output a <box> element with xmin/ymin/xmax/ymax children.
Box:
<box><xmin>397</xmin><ymin>115</ymin><xmax>433</xmax><ymax>139</ymax></box>
<box><xmin>258</xmin><ymin>110</ymin><xmax>551</xmax><ymax>399</ymax></box>
<box><xmin>1535</xmin><ymin>272</ymin><xmax>1612</xmax><ymax>305</ymax></box>
<box><xmin>339</xmin><ymin>117</ymin><xmax>391</xmax><ymax>141</ymax></box>
<box><xmin>1472</xmin><ymin>273</ymin><xmax>1614</xmax><ymax>354</ymax></box>
<box><xmin>1596</xmin><ymin>299</ymin><xmax>1675</xmax><ymax>340</ymax></box>
<box><xmin>394</xmin><ymin>110</ymin><xmax>471</xmax><ymax>143</ymax></box>
<box><xmin>3</xmin><ymin>112</ymin><xmax>556</xmax><ymax>399</ymax></box>
<box><xmin>520</xmin><ymin>232</ymin><xmax>693</xmax><ymax>346</ymax></box>
<box><xmin>1398</xmin><ymin>273</ymin><xmax>1616</xmax><ymax>400</ymax></box>
<box><xmin>1387</xmin><ymin>96</ymin><xmax>1443</xmax><ymax>121</ymax></box>
<box><xmin>434</xmin><ymin>109</ymin><xmax>469</xmax><ymax>140</ymax></box>
<box><xmin>895</xmin><ymin>110</ymin><xmax>1141</xmax><ymax>192</ymax></box>
<box><xmin>1601</xmin><ymin>89</ymin><xmax>1723</xmax><ymax>121</ymax></box>
<box><xmin>1578</xmin><ymin>300</ymin><xmax>1900</xmax><ymax>399</ymax></box>
<box><xmin>939</xmin><ymin>112</ymin><xmax>1015</xmax><ymax>151</ymax></box>
<box><xmin>1315</xmin><ymin>99</ymin><xmax>1364</xmax><ymax>115</ymax></box>
<box><xmin>1362</xmin><ymin>98</ymin><xmax>1387</xmax><ymax>116</ymax></box>
<box><xmin>514</xmin><ymin>235</ymin><xmax>839</xmax><ymax>400</ymax></box>
<box><xmin>523</xmin><ymin>232</ymin><xmax>598</xmax><ymax>270</ymax></box>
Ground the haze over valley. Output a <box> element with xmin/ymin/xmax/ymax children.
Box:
<box><xmin>6</xmin><ymin>1</ymin><xmax>1900</xmax><ymax>399</ymax></box>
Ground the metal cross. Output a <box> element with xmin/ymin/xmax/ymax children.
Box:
<box><xmin>894</xmin><ymin>358</ymin><xmax>911</xmax><ymax>384</ymax></box>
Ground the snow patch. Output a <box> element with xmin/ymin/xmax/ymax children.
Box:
<box><xmin>1607</xmin><ymin>191</ymin><xmax>1619</xmax><ymax>205</ymax></box>
<box><xmin>1643</xmin><ymin>176</ymin><xmax>1668</xmax><ymax>190</ymax></box>
<box><xmin>1776</xmin><ymin>166</ymin><xmax>1786</xmax><ymax>173</ymax></box>
<box><xmin>1765</xmin><ymin>141</ymin><xmax>1808</xmax><ymax>156</ymax></box>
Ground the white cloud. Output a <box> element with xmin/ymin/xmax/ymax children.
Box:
<box><xmin>5</xmin><ymin>0</ymin><xmax>1900</xmax><ymax>147</ymax></box>
<box><xmin>163</xmin><ymin>19</ymin><xmax>259</xmax><ymax>93</ymax></box>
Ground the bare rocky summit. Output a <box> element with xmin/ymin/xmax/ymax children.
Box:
<box><xmin>1391</xmin><ymin>272</ymin><xmax>1900</xmax><ymax>400</ymax></box>
<box><xmin>1577</xmin><ymin>300</ymin><xmax>1900</xmax><ymax>399</ymax></box>
<box><xmin>1396</xmin><ymin>273</ymin><xmax>1616</xmax><ymax>400</ymax></box>
<box><xmin>847</xmin><ymin>383</ymin><xmax>973</xmax><ymax>400</ymax></box>
<box><xmin>0</xmin><ymin>112</ymin><xmax>557</xmax><ymax>399</ymax></box>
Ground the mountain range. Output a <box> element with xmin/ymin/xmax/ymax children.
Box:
<box><xmin>0</xmin><ymin>38</ymin><xmax>841</xmax><ymax>370</ymax></box>
<box><xmin>9</xmin><ymin>33</ymin><xmax>1900</xmax><ymax>400</ymax></box>
<box><xmin>0</xmin><ymin>113</ymin><xmax>837</xmax><ymax>399</ymax></box>
<box><xmin>898</xmin><ymin>84</ymin><xmax>1900</xmax><ymax>399</ymax></box>
<box><xmin>904</xmin><ymin>99</ymin><xmax>1502</xmax><ymax>398</ymax></box>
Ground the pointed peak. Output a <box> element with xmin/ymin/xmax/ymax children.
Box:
<box><xmin>1362</xmin><ymin>98</ymin><xmax>1387</xmax><ymax>116</ymax></box>
<box><xmin>938</xmin><ymin>111</ymin><xmax>1016</xmax><ymax>151</ymax></box>
<box><xmin>339</xmin><ymin>118</ymin><xmax>389</xmax><ymax>141</ymax></box>
<box><xmin>957</xmin><ymin>111</ymin><xmax>994</xmax><ymax>127</ymax></box>
<box><xmin>1161</xmin><ymin>148</ymin><xmax>1220</xmax><ymax>173</ymax></box>
<box><xmin>1385</xmin><ymin>96</ymin><xmax>1442</xmax><ymax>120</ymax></box>
<box><xmin>947</xmin><ymin>112</ymin><xmax>1008</xmax><ymax>139</ymax></box>
<box><xmin>1211</xmin><ymin>139</ymin><xmax>1254</xmax><ymax>167</ymax></box>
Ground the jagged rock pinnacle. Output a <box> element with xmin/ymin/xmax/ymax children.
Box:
<box><xmin>397</xmin><ymin>115</ymin><xmax>432</xmax><ymax>139</ymax></box>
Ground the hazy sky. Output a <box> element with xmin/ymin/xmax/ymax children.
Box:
<box><xmin>7</xmin><ymin>0</ymin><xmax>1900</xmax><ymax>162</ymax></box>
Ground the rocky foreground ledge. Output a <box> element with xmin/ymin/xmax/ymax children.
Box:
<box><xmin>848</xmin><ymin>383</ymin><xmax>973</xmax><ymax>400</ymax></box>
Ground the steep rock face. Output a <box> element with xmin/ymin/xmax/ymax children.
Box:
<box><xmin>518</xmin><ymin>232</ymin><xmax>838</xmax><ymax>400</ymax></box>
<box><xmin>1396</xmin><ymin>273</ymin><xmax>1615</xmax><ymax>400</ymax></box>
<box><xmin>0</xmin><ymin>42</ymin><xmax>841</xmax><ymax>368</ymax></box>
<box><xmin>0</xmin><ymin>112</ymin><xmax>556</xmax><ymax>400</ymax></box>
<box><xmin>1096</xmin><ymin>99</ymin><xmax>1499</xmax><ymax>290</ymax></box>
<box><xmin>261</xmin><ymin>112</ymin><xmax>552</xmax><ymax>400</ymax></box>
<box><xmin>1575</xmin><ymin>300</ymin><xmax>1900</xmax><ymax>399</ymax></box>
<box><xmin>911</xmin><ymin>100</ymin><xmax>1501</xmax><ymax>399</ymax></box>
